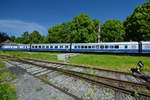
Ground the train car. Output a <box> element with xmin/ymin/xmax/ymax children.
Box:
<box><xmin>71</xmin><ymin>42</ymin><xmax>139</xmax><ymax>53</ymax></box>
<box><xmin>30</xmin><ymin>43</ymin><xmax>70</xmax><ymax>52</ymax></box>
<box><xmin>1</xmin><ymin>44</ymin><xmax>30</xmax><ymax>51</ymax></box>
<box><xmin>141</xmin><ymin>41</ymin><xmax>150</xmax><ymax>53</ymax></box>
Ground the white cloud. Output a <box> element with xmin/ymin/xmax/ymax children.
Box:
<box><xmin>0</xmin><ymin>20</ymin><xmax>47</xmax><ymax>36</ymax></box>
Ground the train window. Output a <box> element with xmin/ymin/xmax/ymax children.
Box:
<box><xmin>144</xmin><ymin>45</ymin><xmax>150</xmax><ymax>49</ymax></box>
<box><xmin>88</xmin><ymin>46</ymin><xmax>91</xmax><ymax>48</ymax></box>
<box><xmin>78</xmin><ymin>46</ymin><xmax>80</xmax><ymax>49</ymax></box>
<box><xmin>110</xmin><ymin>45</ymin><xmax>114</xmax><ymax>48</ymax></box>
<box><xmin>100</xmin><ymin>45</ymin><xmax>104</xmax><ymax>49</ymax></box>
<box><xmin>65</xmin><ymin>46</ymin><xmax>68</xmax><ymax>48</ymax></box>
<box><xmin>125</xmin><ymin>45</ymin><xmax>128</xmax><ymax>49</ymax></box>
<box><xmin>35</xmin><ymin>46</ymin><xmax>37</xmax><ymax>48</ymax></box>
<box><xmin>42</xmin><ymin>46</ymin><xmax>45</xmax><ymax>48</ymax></box>
<box><xmin>74</xmin><ymin>46</ymin><xmax>77</xmax><ymax>48</ymax></box>
<box><xmin>46</xmin><ymin>46</ymin><xmax>49</xmax><ymax>48</ymax></box>
<box><xmin>39</xmin><ymin>46</ymin><xmax>41</xmax><ymax>48</ymax></box>
<box><xmin>92</xmin><ymin>45</ymin><xmax>95</xmax><ymax>48</ymax></box>
<box><xmin>105</xmin><ymin>45</ymin><xmax>108</xmax><ymax>49</ymax></box>
<box><xmin>81</xmin><ymin>46</ymin><xmax>84</xmax><ymax>48</ymax></box>
<box><xmin>131</xmin><ymin>45</ymin><xmax>136</xmax><ymax>49</ymax></box>
<box><xmin>50</xmin><ymin>46</ymin><xmax>53</xmax><ymax>48</ymax></box>
<box><xmin>115</xmin><ymin>45</ymin><xmax>119</xmax><ymax>49</ymax></box>
<box><xmin>60</xmin><ymin>46</ymin><xmax>63</xmax><ymax>48</ymax></box>
<box><xmin>32</xmin><ymin>46</ymin><xmax>34</xmax><ymax>48</ymax></box>
<box><xmin>85</xmin><ymin>46</ymin><xmax>87</xmax><ymax>49</ymax></box>
<box><xmin>55</xmin><ymin>46</ymin><xmax>58</xmax><ymax>48</ymax></box>
<box><xmin>96</xmin><ymin>45</ymin><xmax>99</xmax><ymax>49</ymax></box>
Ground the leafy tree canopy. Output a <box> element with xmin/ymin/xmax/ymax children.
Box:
<box><xmin>15</xmin><ymin>32</ymin><xmax>29</xmax><ymax>44</ymax></box>
<box><xmin>70</xmin><ymin>13</ymin><xmax>97</xmax><ymax>43</ymax></box>
<box><xmin>101</xmin><ymin>20</ymin><xmax>125</xmax><ymax>42</ymax></box>
<box><xmin>29</xmin><ymin>30</ymin><xmax>43</xmax><ymax>43</ymax></box>
<box><xmin>124</xmin><ymin>1</ymin><xmax>150</xmax><ymax>41</ymax></box>
<box><xmin>0</xmin><ymin>32</ymin><xmax>10</xmax><ymax>43</ymax></box>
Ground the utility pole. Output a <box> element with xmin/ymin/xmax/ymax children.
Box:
<box><xmin>98</xmin><ymin>24</ymin><xmax>101</xmax><ymax>43</ymax></box>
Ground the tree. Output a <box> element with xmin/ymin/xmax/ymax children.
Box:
<box><xmin>47</xmin><ymin>24</ymin><xmax>65</xmax><ymax>43</ymax></box>
<box><xmin>101</xmin><ymin>20</ymin><xmax>125</xmax><ymax>42</ymax></box>
<box><xmin>21</xmin><ymin>32</ymin><xmax>29</xmax><ymax>44</ymax></box>
<box><xmin>10</xmin><ymin>36</ymin><xmax>16</xmax><ymax>42</ymax></box>
<box><xmin>47</xmin><ymin>22</ymin><xmax>72</xmax><ymax>43</ymax></box>
<box><xmin>14</xmin><ymin>32</ymin><xmax>29</xmax><ymax>44</ymax></box>
<box><xmin>29</xmin><ymin>30</ymin><xmax>42</xmax><ymax>43</ymax></box>
<box><xmin>15</xmin><ymin>37</ymin><xmax>24</xmax><ymax>43</ymax></box>
<box><xmin>0</xmin><ymin>32</ymin><xmax>10</xmax><ymax>43</ymax></box>
<box><xmin>70</xmin><ymin>13</ymin><xmax>97</xmax><ymax>43</ymax></box>
<box><xmin>124</xmin><ymin>1</ymin><xmax>150</xmax><ymax>41</ymax></box>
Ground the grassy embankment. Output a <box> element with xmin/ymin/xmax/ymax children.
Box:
<box><xmin>0</xmin><ymin>51</ymin><xmax>63</xmax><ymax>62</ymax></box>
<box><xmin>0</xmin><ymin>59</ymin><xmax>17</xmax><ymax>100</ymax></box>
<box><xmin>70</xmin><ymin>54</ymin><xmax>150</xmax><ymax>73</ymax></box>
<box><xmin>0</xmin><ymin>50</ymin><xmax>150</xmax><ymax>73</ymax></box>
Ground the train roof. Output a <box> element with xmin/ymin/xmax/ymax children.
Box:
<box><xmin>141</xmin><ymin>41</ymin><xmax>150</xmax><ymax>44</ymax></box>
<box><xmin>72</xmin><ymin>42</ymin><xmax>138</xmax><ymax>45</ymax></box>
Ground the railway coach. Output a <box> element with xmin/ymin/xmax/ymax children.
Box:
<box><xmin>71</xmin><ymin>42</ymin><xmax>139</xmax><ymax>53</ymax></box>
<box><xmin>1</xmin><ymin>44</ymin><xmax>30</xmax><ymax>51</ymax></box>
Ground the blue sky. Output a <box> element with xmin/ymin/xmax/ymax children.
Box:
<box><xmin>0</xmin><ymin>0</ymin><xmax>147</xmax><ymax>36</ymax></box>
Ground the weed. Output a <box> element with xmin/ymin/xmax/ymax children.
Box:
<box><xmin>36</xmin><ymin>87</ymin><xmax>43</xmax><ymax>92</ymax></box>
<box><xmin>141</xmin><ymin>88</ymin><xmax>150</xmax><ymax>94</ymax></box>
<box><xmin>52</xmin><ymin>96</ymin><xmax>57</xmax><ymax>100</ymax></box>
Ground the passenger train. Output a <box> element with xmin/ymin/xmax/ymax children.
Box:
<box><xmin>1</xmin><ymin>41</ymin><xmax>150</xmax><ymax>54</ymax></box>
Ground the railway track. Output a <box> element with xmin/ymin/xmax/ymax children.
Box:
<box><xmin>24</xmin><ymin>58</ymin><xmax>147</xmax><ymax>83</ymax></box>
<box><xmin>17</xmin><ymin>58</ymin><xmax>149</xmax><ymax>91</ymax></box>
<box><xmin>1</xmin><ymin>55</ymin><xmax>150</xmax><ymax>100</ymax></box>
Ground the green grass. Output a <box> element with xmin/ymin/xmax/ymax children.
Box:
<box><xmin>0</xmin><ymin>83</ymin><xmax>17</xmax><ymax>100</ymax></box>
<box><xmin>1</xmin><ymin>50</ymin><xmax>150</xmax><ymax>73</ymax></box>
<box><xmin>0</xmin><ymin>61</ymin><xmax>17</xmax><ymax>100</ymax></box>
<box><xmin>0</xmin><ymin>51</ymin><xmax>63</xmax><ymax>62</ymax></box>
<box><xmin>0</xmin><ymin>62</ymin><xmax>6</xmax><ymax>68</ymax></box>
<box><xmin>70</xmin><ymin>54</ymin><xmax>150</xmax><ymax>73</ymax></box>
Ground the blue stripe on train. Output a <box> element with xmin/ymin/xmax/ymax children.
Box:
<box><xmin>142</xmin><ymin>50</ymin><xmax>150</xmax><ymax>53</ymax></box>
<box><xmin>71</xmin><ymin>49</ymin><xmax>138</xmax><ymax>53</ymax></box>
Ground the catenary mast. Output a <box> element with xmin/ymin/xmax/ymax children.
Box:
<box><xmin>98</xmin><ymin>24</ymin><xmax>101</xmax><ymax>43</ymax></box>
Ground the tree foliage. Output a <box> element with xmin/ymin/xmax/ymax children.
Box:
<box><xmin>70</xmin><ymin>13</ymin><xmax>97</xmax><ymax>43</ymax></box>
<box><xmin>47</xmin><ymin>13</ymin><xmax>99</xmax><ymax>43</ymax></box>
<box><xmin>0</xmin><ymin>32</ymin><xmax>10</xmax><ymax>43</ymax></box>
<box><xmin>101</xmin><ymin>20</ymin><xmax>125</xmax><ymax>42</ymax></box>
<box><xmin>47</xmin><ymin>22</ymin><xmax>71</xmax><ymax>43</ymax></box>
<box><xmin>124</xmin><ymin>1</ymin><xmax>150</xmax><ymax>41</ymax></box>
<box><xmin>15</xmin><ymin>32</ymin><xmax>29</xmax><ymax>44</ymax></box>
<box><xmin>28</xmin><ymin>30</ymin><xmax>43</xmax><ymax>43</ymax></box>
<box><xmin>10</xmin><ymin>36</ymin><xmax>16</xmax><ymax>42</ymax></box>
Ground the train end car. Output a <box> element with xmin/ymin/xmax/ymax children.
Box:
<box><xmin>1</xmin><ymin>44</ymin><xmax>30</xmax><ymax>51</ymax></box>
